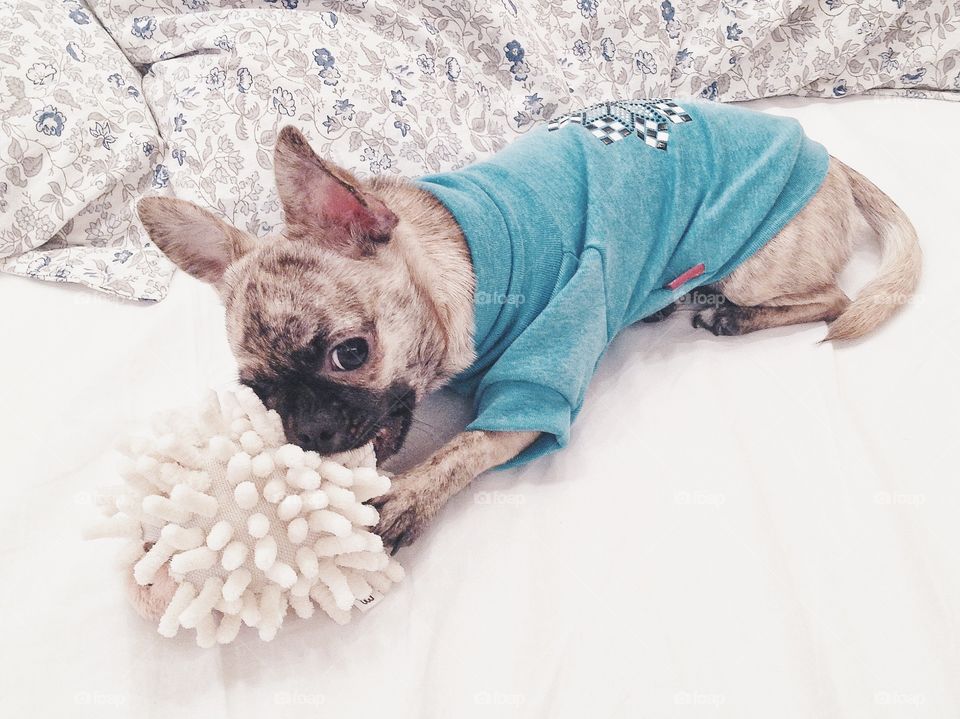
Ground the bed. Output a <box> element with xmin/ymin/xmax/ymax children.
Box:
<box><xmin>3</xmin><ymin>0</ymin><xmax>960</xmax><ymax>716</ymax></box>
<box><xmin>3</xmin><ymin>94</ymin><xmax>959</xmax><ymax>717</ymax></box>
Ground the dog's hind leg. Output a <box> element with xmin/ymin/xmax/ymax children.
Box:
<box><xmin>692</xmin><ymin>157</ymin><xmax>859</xmax><ymax>338</ymax></box>
<box><xmin>641</xmin><ymin>301</ymin><xmax>679</xmax><ymax>323</ymax></box>
<box><xmin>692</xmin><ymin>286</ymin><xmax>850</xmax><ymax>336</ymax></box>
<box><xmin>691</xmin><ymin>156</ymin><xmax>918</xmax><ymax>341</ymax></box>
<box><xmin>642</xmin><ymin>286</ymin><xmax>731</xmax><ymax>324</ymax></box>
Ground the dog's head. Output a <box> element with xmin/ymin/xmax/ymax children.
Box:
<box><xmin>138</xmin><ymin>127</ymin><xmax>452</xmax><ymax>460</ymax></box>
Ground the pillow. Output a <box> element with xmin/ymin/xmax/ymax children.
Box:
<box><xmin>70</xmin><ymin>0</ymin><xmax>960</xmax><ymax>301</ymax></box>
<box><xmin>85</xmin><ymin>0</ymin><xmax>571</xmax><ymax>241</ymax></box>
<box><xmin>0</xmin><ymin>0</ymin><xmax>172</xmax><ymax>301</ymax></box>
<box><xmin>85</xmin><ymin>0</ymin><xmax>960</xmax><ymax>256</ymax></box>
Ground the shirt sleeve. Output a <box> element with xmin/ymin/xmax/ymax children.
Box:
<box><xmin>465</xmin><ymin>247</ymin><xmax>610</xmax><ymax>468</ymax></box>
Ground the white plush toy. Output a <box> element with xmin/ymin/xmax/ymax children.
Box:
<box><xmin>84</xmin><ymin>385</ymin><xmax>403</xmax><ymax>647</ymax></box>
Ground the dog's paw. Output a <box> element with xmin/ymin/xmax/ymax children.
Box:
<box><xmin>370</xmin><ymin>476</ymin><xmax>436</xmax><ymax>554</ymax></box>
<box><xmin>692</xmin><ymin>305</ymin><xmax>742</xmax><ymax>336</ymax></box>
<box><xmin>125</xmin><ymin>550</ymin><xmax>179</xmax><ymax>622</ymax></box>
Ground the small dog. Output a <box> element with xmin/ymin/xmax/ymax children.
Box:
<box><xmin>138</xmin><ymin>99</ymin><xmax>920</xmax><ymax>553</ymax></box>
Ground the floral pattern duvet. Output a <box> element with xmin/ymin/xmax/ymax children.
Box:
<box><xmin>1</xmin><ymin>0</ymin><xmax>957</xmax><ymax>301</ymax></box>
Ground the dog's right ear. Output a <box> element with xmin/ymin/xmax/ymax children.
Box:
<box><xmin>137</xmin><ymin>197</ymin><xmax>255</xmax><ymax>285</ymax></box>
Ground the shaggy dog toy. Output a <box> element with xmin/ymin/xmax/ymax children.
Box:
<box><xmin>84</xmin><ymin>386</ymin><xmax>403</xmax><ymax>646</ymax></box>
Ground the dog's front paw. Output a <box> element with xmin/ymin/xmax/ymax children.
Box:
<box><xmin>370</xmin><ymin>476</ymin><xmax>436</xmax><ymax>554</ymax></box>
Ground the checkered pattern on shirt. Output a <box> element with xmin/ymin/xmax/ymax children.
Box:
<box><xmin>547</xmin><ymin>98</ymin><xmax>693</xmax><ymax>150</ymax></box>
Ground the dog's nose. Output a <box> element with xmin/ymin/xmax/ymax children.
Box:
<box><xmin>292</xmin><ymin>414</ymin><xmax>351</xmax><ymax>454</ymax></box>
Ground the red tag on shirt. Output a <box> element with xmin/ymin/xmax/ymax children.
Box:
<box><xmin>664</xmin><ymin>263</ymin><xmax>705</xmax><ymax>291</ymax></box>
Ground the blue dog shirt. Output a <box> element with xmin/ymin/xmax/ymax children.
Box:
<box><xmin>415</xmin><ymin>99</ymin><xmax>829</xmax><ymax>468</ymax></box>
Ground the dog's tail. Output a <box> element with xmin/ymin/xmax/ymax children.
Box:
<box><xmin>824</xmin><ymin>163</ymin><xmax>921</xmax><ymax>342</ymax></box>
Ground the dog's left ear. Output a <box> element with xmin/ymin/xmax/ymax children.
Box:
<box><xmin>273</xmin><ymin>126</ymin><xmax>397</xmax><ymax>258</ymax></box>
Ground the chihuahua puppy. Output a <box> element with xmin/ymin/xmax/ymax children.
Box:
<box><xmin>138</xmin><ymin>99</ymin><xmax>919</xmax><ymax>553</ymax></box>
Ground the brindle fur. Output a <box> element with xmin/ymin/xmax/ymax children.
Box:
<box><xmin>371</xmin><ymin>430</ymin><xmax>538</xmax><ymax>552</ymax></box>
<box><xmin>138</xmin><ymin>128</ymin><xmax>920</xmax><ymax>553</ymax></box>
<box><xmin>694</xmin><ymin>157</ymin><xmax>920</xmax><ymax>339</ymax></box>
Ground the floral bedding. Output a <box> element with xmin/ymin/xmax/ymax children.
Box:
<box><xmin>2</xmin><ymin>0</ymin><xmax>958</xmax><ymax>301</ymax></box>
<box><xmin>0</xmin><ymin>0</ymin><xmax>172</xmax><ymax>300</ymax></box>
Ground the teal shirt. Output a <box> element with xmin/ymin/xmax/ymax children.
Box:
<box><xmin>415</xmin><ymin>99</ymin><xmax>829</xmax><ymax>468</ymax></box>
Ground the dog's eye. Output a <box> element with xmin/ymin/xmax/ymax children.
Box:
<box><xmin>330</xmin><ymin>338</ymin><xmax>368</xmax><ymax>371</ymax></box>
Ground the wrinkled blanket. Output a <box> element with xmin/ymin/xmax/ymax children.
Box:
<box><xmin>2</xmin><ymin>0</ymin><xmax>958</xmax><ymax>301</ymax></box>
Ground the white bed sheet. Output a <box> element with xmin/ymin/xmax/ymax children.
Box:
<box><xmin>2</xmin><ymin>96</ymin><xmax>958</xmax><ymax>718</ymax></box>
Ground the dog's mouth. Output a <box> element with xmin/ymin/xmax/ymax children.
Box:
<box><xmin>370</xmin><ymin>401</ymin><xmax>413</xmax><ymax>461</ymax></box>
<box><xmin>268</xmin><ymin>380</ymin><xmax>416</xmax><ymax>460</ymax></box>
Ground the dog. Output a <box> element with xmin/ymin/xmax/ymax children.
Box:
<box><xmin>137</xmin><ymin>99</ymin><xmax>920</xmax><ymax>554</ymax></box>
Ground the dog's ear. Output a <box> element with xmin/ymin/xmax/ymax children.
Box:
<box><xmin>273</xmin><ymin>126</ymin><xmax>397</xmax><ymax>257</ymax></box>
<box><xmin>137</xmin><ymin>197</ymin><xmax>255</xmax><ymax>285</ymax></box>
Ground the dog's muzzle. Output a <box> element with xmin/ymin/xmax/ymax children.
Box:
<box><xmin>273</xmin><ymin>380</ymin><xmax>415</xmax><ymax>460</ymax></box>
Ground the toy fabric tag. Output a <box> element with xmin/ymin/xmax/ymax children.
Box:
<box><xmin>354</xmin><ymin>590</ymin><xmax>385</xmax><ymax>612</ymax></box>
<box><xmin>664</xmin><ymin>262</ymin><xmax>705</xmax><ymax>290</ymax></box>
